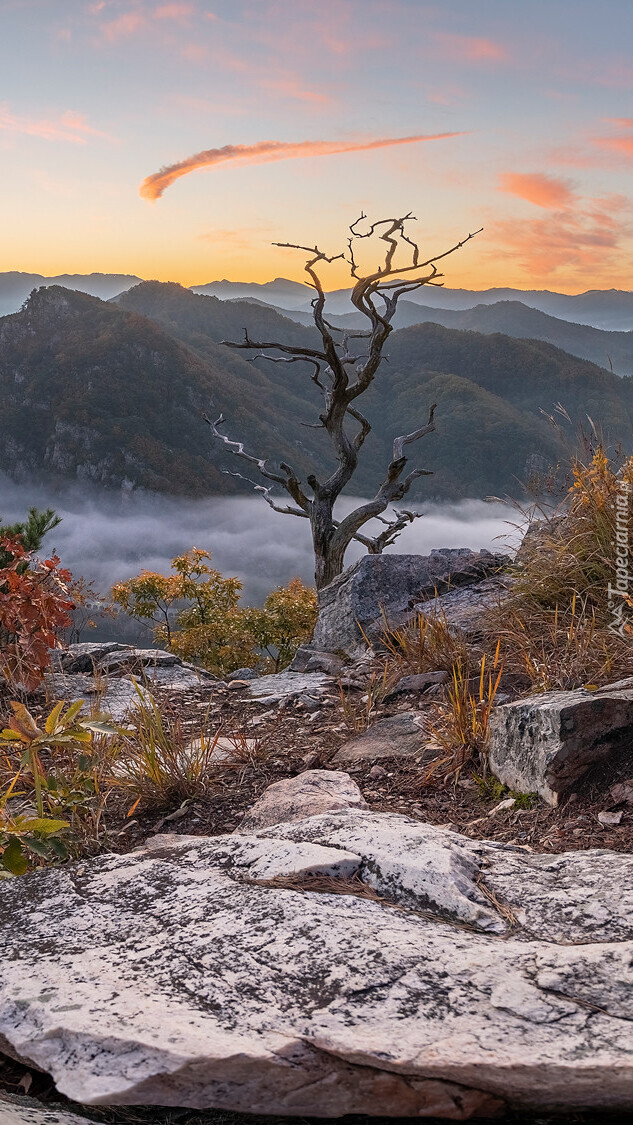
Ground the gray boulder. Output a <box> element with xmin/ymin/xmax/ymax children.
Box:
<box><xmin>333</xmin><ymin>712</ymin><xmax>425</xmax><ymax>763</ymax></box>
<box><xmin>414</xmin><ymin>574</ymin><xmax>513</xmax><ymax>638</ymax></box>
<box><xmin>489</xmin><ymin>678</ymin><xmax>633</xmax><ymax>805</ymax></box>
<box><xmin>310</xmin><ymin>549</ymin><xmax>510</xmax><ymax>657</ymax></box>
<box><xmin>225</xmin><ymin>666</ymin><xmax>259</xmax><ymax>681</ymax></box>
<box><xmin>42</xmin><ymin>673</ymin><xmax>150</xmax><ymax>723</ymax></box>
<box><xmin>3</xmin><ymin>804</ymin><xmax>633</xmax><ymax>1114</ymax></box>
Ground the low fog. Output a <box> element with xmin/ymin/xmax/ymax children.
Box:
<box><xmin>1</xmin><ymin>477</ymin><xmax>522</xmax><ymax>601</ymax></box>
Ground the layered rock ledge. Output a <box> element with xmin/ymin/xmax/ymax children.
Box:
<box><xmin>2</xmin><ymin>788</ymin><xmax>633</xmax><ymax>1117</ymax></box>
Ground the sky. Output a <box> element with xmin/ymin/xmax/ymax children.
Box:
<box><xmin>1</xmin><ymin>0</ymin><xmax>632</xmax><ymax>292</ymax></box>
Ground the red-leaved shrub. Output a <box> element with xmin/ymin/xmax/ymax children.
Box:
<box><xmin>0</xmin><ymin>537</ymin><xmax>74</xmax><ymax>691</ymax></box>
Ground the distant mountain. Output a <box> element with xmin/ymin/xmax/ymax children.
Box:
<box><xmin>189</xmin><ymin>277</ymin><xmax>311</xmax><ymax>309</ymax></box>
<box><xmin>193</xmin><ymin>277</ymin><xmax>633</xmax><ymax>331</ymax></box>
<box><xmin>0</xmin><ymin>286</ymin><xmax>329</xmax><ymax>495</ymax></box>
<box><xmin>105</xmin><ymin>282</ymin><xmax>633</xmax><ymax>498</ymax></box>
<box><xmin>0</xmin><ymin>272</ymin><xmax>143</xmax><ymax>317</ymax></box>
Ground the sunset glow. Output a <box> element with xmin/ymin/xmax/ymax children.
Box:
<box><xmin>1</xmin><ymin>0</ymin><xmax>632</xmax><ymax>291</ymax></box>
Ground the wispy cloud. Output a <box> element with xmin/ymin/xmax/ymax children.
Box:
<box><xmin>100</xmin><ymin>11</ymin><xmax>146</xmax><ymax>43</ymax></box>
<box><xmin>595</xmin><ymin>118</ymin><xmax>633</xmax><ymax>160</ymax></box>
<box><xmin>498</xmin><ymin>172</ymin><xmax>576</xmax><ymax>209</ymax></box>
<box><xmin>489</xmin><ymin>192</ymin><xmax>632</xmax><ymax>280</ymax></box>
<box><xmin>139</xmin><ymin>132</ymin><xmax>466</xmax><ymax>200</ymax></box>
<box><xmin>0</xmin><ymin>105</ymin><xmax>111</xmax><ymax>144</ymax></box>
<box><xmin>259</xmin><ymin>77</ymin><xmax>331</xmax><ymax>105</ymax></box>
<box><xmin>433</xmin><ymin>33</ymin><xmax>508</xmax><ymax>63</ymax></box>
<box><xmin>153</xmin><ymin>3</ymin><xmax>194</xmax><ymax>20</ymax></box>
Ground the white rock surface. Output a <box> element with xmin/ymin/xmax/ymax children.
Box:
<box><xmin>0</xmin><ymin>1092</ymin><xmax>94</xmax><ymax>1124</ymax></box>
<box><xmin>238</xmin><ymin>768</ymin><xmax>367</xmax><ymax>831</ymax></box>
<box><xmin>246</xmin><ymin>670</ymin><xmax>334</xmax><ymax>703</ymax></box>
<box><xmin>3</xmin><ymin>802</ymin><xmax>633</xmax><ymax>1115</ymax></box>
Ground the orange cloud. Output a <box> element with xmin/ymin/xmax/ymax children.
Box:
<box><xmin>498</xmin><ymin>172</ymin><xmax>576</xmax><ymax>209</ymax></box>
<box><xmin>0</xmin><ymin>105</ymin><xmax>111</xmax><ymax>144</ymax></box>
<box><xmin>434</xmin><ymin>33</ymin><xmax>508</xmax><ymax>63</ymax></box>
<box><xmin>488</xmin><ymin>194</ymin><xmax>632</xmax><ymax>280</ymax></box>
<box><xmin>595</xmin><ymin>119</ymin><xmax>633</xmax><ymax>160</ymax></box>
<box><xmin>139</xmin><ymin>131</ymin><xmax>466</xmax><ymax>200</ymax></box>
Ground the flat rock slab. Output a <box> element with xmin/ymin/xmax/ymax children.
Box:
<box><xmin>3</xmin><ymin>807</ymin><xmax>633</xmax><ymax>1115</ymax></box>
<box><xmin>43</xmin><ymin>674</ymin><xmax>150</xmax><ymax>723</ymax></box>
<box><xmin>333</xmin><ymin>712</ymin><xmax>425</xmax><ymax>763</ymax></box>
<box><xmin>0</xmin><ymin>1092</ymin><xmax>94</xmax><ymax>1124</ymax></box>
<box><xmin>246</xmin><ymin>670</ymin><xmax>334</xmax><ymax>704</ymax></box>
<box><xmin>489</xmin><ymin>681</ymin><xmax>633</xmax><ymax>805</ymax></box>
<box><xmin>238</xmin><ymin>768</ymin><xmax>367</xmax><ymax>830</ymax></box>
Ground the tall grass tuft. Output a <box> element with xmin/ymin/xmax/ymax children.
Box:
<box><xmin>490</xmin><ymin>447</ymin><xmax>633</xmax><ymax>691</ymax></box>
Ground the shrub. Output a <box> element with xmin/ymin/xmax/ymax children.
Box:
<box><xmin>0</xmin><ymin>537</ymin><xmax>74</xmax><ymax>691</ymax></box>
<box><xmin>0</xmin><ymin>700</ymin><xmax>119</xmax><ymax>872</ymax></box>
<box><xmin>112</xmin><ymin>550</ymin><xmax>317</xmax><ymax>676</ymax></box>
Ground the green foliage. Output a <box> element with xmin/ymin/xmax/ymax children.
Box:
<box><xmin>0</xmin><ymin>700</ymin><xmax>120</xmax><ymax>873</ymax></box>
<box><xmin>0</xmin><ymin>507</ymin><xmax>60</xmax><ymax>568</ymax></box>
<box><xmin>112</xmin><ymin>551</ymin><xmax>317</xmax><ymax>677</ymax></box>
<box><xmin>245</xmin><ymin>578</ymin><xmax>318</xmax><ymax>672</ymax></box>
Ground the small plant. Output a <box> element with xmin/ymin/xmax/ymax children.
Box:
<box><xmin>338</xmin><ymin>666</ymin><xmax>391</xmax><ymax>733</ymax></box>
<box><xmin>0</xmin><ymin>537</ymin><xmax>74</xmax><ymax>690</ymax></box>
<box><xmin>0</xmin><ymin>799</ymin><xmax>69</xmax><ymax>876</ymax></box>
<box><xmin>379</xmin><ymin>609</ymin><xmax>469</xmax><ymax>678</ymax></box>
<box><xmin>112</xmin><ymin>688</ymin><xmax>227</xmax><ymax>811</ymax></box>
<box><xmin>425</xmin><ymin>643</ymin><xmax>503</xmax><ymax>784</ymax></box>
<box><xmin>474</xmin><ymin>773</ymin><xmax>508</xmax><ymax>802</ymax></box>
<box><xmin>0</xmin><ymin>700</ymin><xmax>120</xmax><ymax>869</ymax></box>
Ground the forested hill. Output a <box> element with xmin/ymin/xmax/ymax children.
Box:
<box><xmin>2</xmin><ymin>282</ymin><xmax>633</xmax><ymax>501</ymax></box>
<box><xmin>0</xmin><ymin>286</ymin><xmax>328</xmax><ymax>495</ymax></box>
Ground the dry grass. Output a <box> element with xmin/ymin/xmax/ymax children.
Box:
<box><xmin>110</xmin><ymin>690</ymin><xmax>267</xmax><ymax>812</ymax></box>
<box><xmin>338</xmin><ymin>665</ymin><xmax>392</xmax><ymax>733</ymax></box>
<box><xmin>488</xmin><ymin>447</ymin><xmax>633</xmax><ymax>692</ymax></box>
<box><xmin>424</xmin><ymin>646</ymin><xmax>503</xmax><ymax>783</ymax></box>
<box><xmin>378</xmin><ymin>609</ymin><xmax>470</xmax><ymax>678</ymax></box>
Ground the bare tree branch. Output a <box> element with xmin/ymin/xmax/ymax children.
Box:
<box><xmin>206</xmin><ymin>213</ymin><xmax>479</xmax><ymax>587</ymax></box>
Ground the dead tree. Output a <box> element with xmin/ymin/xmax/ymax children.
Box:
<box><xmin>205</xmin><ymin>213</ymin><xmax>481</xmax><ymax>590</ymax></box>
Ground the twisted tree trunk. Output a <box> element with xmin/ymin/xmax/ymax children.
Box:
<box><xmin>205</xmin><ymin>213</ymin><xmax>481</xmax><ymax>589</ymax></box>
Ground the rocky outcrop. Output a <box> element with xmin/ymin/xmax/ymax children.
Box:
<box><xmin>44</xmin><ymin>643</ymin><xmax>216</xmax><ymax>721</ymax></box>
<box><xmin>3</xmin><ymin>787</ymin><xmax>633</xmax><ymax>1116</ymax></box>
<box><xmin>246</xmin><ymin>670</ymin><xmax>335</xmax><ymax>704</ymax></box>
<box><xmin>238</xmin><ymin>768</ymin><xmax>367</xmax><ymax>830</ymax></box>
<box><xmin>305</xmin><ymin>549</ymin><xmax>510</xmax><ymax>658</ymax></box>
<box><xmin>489</xmin><ymin>678</ymin><xmax>633</xmax><ymax>805</ymax></box>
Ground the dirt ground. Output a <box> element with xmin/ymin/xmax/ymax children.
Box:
<box><xmin>90</xmin><ymin>676</ymin><xmax>633</xmax><ymax>858</ymax></box>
